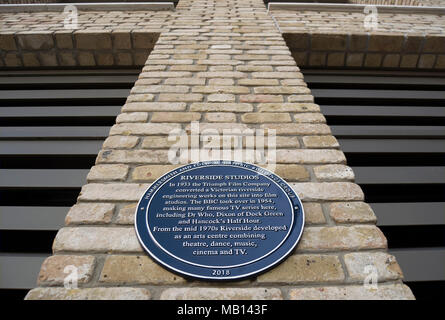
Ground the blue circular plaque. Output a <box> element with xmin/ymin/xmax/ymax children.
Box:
<box><xmin>135</xmin><ymin>160</ymin><xmax>304</xmax><ymax>280</ymax></box>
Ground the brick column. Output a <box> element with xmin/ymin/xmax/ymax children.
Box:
<box><xmin>26</xmin><ymin>0</ymin><xmax>414</xmax><ymax>300</ymax></box>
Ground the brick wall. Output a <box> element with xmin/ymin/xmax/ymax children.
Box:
<box><xmin>6</xmin><ymin>0</ymin><xmax>415</xmax><ymax>300</ymax></box>
<box><xmin>0</xmin><ymin>9</ymin><xmax>168</xmax><ymax>67</ymax></box>
<box><xmin>2</xmin><ymin>3</ymin><xmax>445</xmax><ymax>69</ymax></box>
<box><xmin>271</xmin><ymin>8</ymin><xmax>445</xmax><ymax>69</ymax></box>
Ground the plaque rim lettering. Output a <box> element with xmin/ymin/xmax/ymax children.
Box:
<box><xmin>145</xmin><ymin>164</ymin><xmax>295</xmax><ymax>269</ymax></box>
<box><xmin>135</xmin><ymin>160</ymin><xmax>305</xmax><ymax>280</ymax></box>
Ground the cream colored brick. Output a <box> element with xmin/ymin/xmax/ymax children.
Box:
<box><xmin>65</xmin><ymin>203</ymin><xmax>115</xmax><ymax>225</ymax></box>
<box><xmin>139</xmin><ymin>71</ymin><xmax>192</xmax><ymax>78</ymax></box>
<box><xmin>262</xmin><ymin>123</ymin><xmax>331</xmax><ymax>135</ymax></box>
<box><xmin>241</xmin><ymin>112</ymin><xmax>291</xmax><ymax>123</ymax></box>
<box><xmin>288</xmin><ymin>95</ymin><xmax>314</xmax><ymax>103</ymax></box>
<box><xmin>109</xmin><ymin>123</ymin><xmax>181</xmax><ymax>135</ymax></box>
<box><xmin>208</xmin><ymin>93</ymin><xmax>236</xmax><ymax>102</ymax></box>
<box><xmin>238</xmin><ymin>79</ymin><xmax>279</xmax><ymax>86</ymax></box>
<box><xmin>272</xmin><ymin>164</ymin><xmax>310</xmax><ymax>181</ymax></box>
<box><xmin>303</xmin><ymin>136</ymin><xmax>339</xmax><ymax>148</ymax></box>
<box><xmin>274</xmin><ymin>136</ymin><xmax>300</xmax><ymax>148</ymax></box>
<box><xmin>159</xmin><ymin>93</ymin><xmax>203</xmax><ymax>102</ymax></box>
<box><xmin>26</xmin><ymin>287</ymin><xmax>151</xmax><ymax>300</ymax></box>
<box><xmin>100</xmin><ymin>255</ymin><xmax>186</xmax><ymax>284</ymax></box>
<box><xmin>329</xmin><ymin>202</ymin><xmax>377</xmax><ymax>224</ymax></box>
<box><xmin>160</xmin><ymin>288</ymin><xmax>283</xmax><ymax>300</ymax></box>
<box><xmin>314</xmin><ymin>164</ymin><xmax>354</xmax><ymax>181</ymax></box>
<box><xmin>170</xmin><ymin>65</ymin><xmax>207</xmax><ymax>71</ymax></box>
<box><xmin>289</xmin><ymin>284</ymin><xmax>414</xmax><ymax>300</ymax></box>
<box><xmin>78</xmin><ymin>183</ymin><xmax>149</xmax><ymax>201</ymax></box>
<box><xmin>303</xmin><ymin>202</ymin><xmax>326</xmax><ymax>225</ymax></box>
<box><xmin>123</xmin><ymin>102</ymin><xmax>186</xmax><ymax>112</ymax></box>
<box><xmin>164</xmin><ymin>78</ymin><xmax>206</xmax><ymax>85</ymax></box>
<box><xmin>298</xmin><ymin>226</ymin><xmax>386</xmax><ymax>251</ymax></box>
<box><xmin>236</xmin><ymin>65</ymin><xmax>273</xmax><ymax>72</ymax></box>
<box><xmin>87</xmin><ymin>164</ymin><xmax>129</xmax><ymax>182</ymax></box>
<box><xmin>197</xmin><ymin>71</ymin><xmax>246</xmax><ymax>78</ymax></box>
<box><xmin>96</xmin><ymin>149</ymin><xmax>169</xmax><ymax>164</ymax></box>
<box><xmin>142</xmin><ymin>136</ymin><xmax>184</xmax><ymax>149</ymax></box>
<box><xmin>344</xmin><ymin>252</ymin><xmax>404</xmax><ymax>281</ymax></box>
<box><xmin>294</xmin><ymin>113</ymin><xmax>326</xmax><ymax>123</ymax></box>
<box><xmin>190</xmin><ymin>103</ymin><xmax>253</xmax><ymax>112</ymax></box>
<box><xmin>131</xmin><ymin>85</ymin><xmax>189</xmax><ymax>94</ymax></box>
<box><xmin>116</xmin><ymin>112</ymin><xmax>148</xmax><ymax>123</ymax></box>
<box><xmin>208</xmin><ymin>78</ymin><xmax>235</xmax><ymax>85</ymax></box>
<box><xmin>103</xmin><ymin>136</ymin><xmax>139</xmax><ymax>149</ymax></box>
<box><xmin>191</xmin><ymin>85</ymin><xmax>249</xmax><ymax>94</ymax></box>
<box><xmin>205</xmin><ymin>112</ymin><xmax>237</xmax><ymax>122</ymax></box>
<box><xmin>258</xmin><ymin>103</ymin><xmax>320</xmax><ymax>112</ymax></box>
<box><xmin>240</xmin><ymin>95</ymin><xmax>284</xmax><ymax>103</ymax></box>
<box><xmin>37</xmin><ymin>255</ymin><xmax>95</xmax><ymax>285</ymax></box>
<box><xmin>252</xmin><ymin>72</ymin><xmax>303</xmax><ymax>79</ymax></box>
<box><xmin>290</xmin><ymin>182</ymin><xmax>363</xmax><ymax>201</ymax></box>
<box><xmin>276</xmin><ymin>149</ymin><xmax>346</xmax><ymax>164</ymax></box>
<box><xmin>116</xmin><ymin>203</ymin><xmax>137</xmax><ymax>224</ymax></box>
<box><xmin>257</xmin><ymin>255</ymin><xmax>344</xmax><ymax>283</ymax></box>
<box><xmin>127</xmin><ymin>93</ymin><xmax>154</xmax><ymax>103</ymax></box>
<box><xmin>53</xmin><ymin>227</ymin><xmax>143</xmax><ymax>253</ymax></box>
<box><xmin>254</xmin><ymin>86</ymin><xmax>310</xmax><ymax>94</ymax></box>
<box><xmin>151</xmin><ymin>112</ymin><xmax>201</xmax><ymax>123</ymax></box>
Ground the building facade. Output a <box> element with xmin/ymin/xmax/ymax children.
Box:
<box><xmin>0</xmin><ymin>0</ymin><xmax>444</xmax><ymax>300</ymax></box>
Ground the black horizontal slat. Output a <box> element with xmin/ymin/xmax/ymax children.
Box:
<box><xmin>0</xmin><ymin>140</ymin><xmax>103</xmax><ymax>155</ymax></box>
<box><xmin>0</xmin><ymin>69</ymin><xmax>140</xmax><ymax>76</ymax></box>
<box><xmin>304</xmin><ymin>74</ymin><xmax>445</xmax><ymax>86</ymax></box>
<box><xmin>0</xmin><ymin>189</ymin><xmax>79</xmax><ymax>206</ymax></box>
<box><xmin>0</xmin><ymin>206</ymin><xmax>68</xmax><ymax>230</ymax></box>
<box><xmin>0</xmin><ymin>254</ymin><xmax>48</xmax><ymax>289</ymax></box>
<box><xmin>311</xmin><ymin>89</ymin><xmax>445</xmax><ymax>100</ymax></box>
<box><xmin>0</xmin><ymin>230</ymin><xmax>57</xmax><ymax>253</ymax></box>
<box><xmin>362</xmin><ymin>184</ymin><xmax>445</xmax><ymax>203</ymax></box>
<box><xmin>320</xmin><ymin>105</ymin><xmax>445</xmax><ymax>117</ymax></box>
<box><xmin>0</xmin><ymin>106</ymin><xmax>121</xmax><ymax>118</ymax></box>
<box><xmin>353</xmin><ymin>167</ymin><xmax>445</xmax><ymax>184</ymax></box>
<box><xmin>372</xmin><ymin>202</ymin><xmax>445</xmax><ymax>226</ymax></box>
<box><xmin>339</xmin><ymin>139</ymin><xmax>445</xmax><ymax>153</ymax></box>
<box><xmin>0</xmin><ymin>75</ymin><xmax>137</xmax><ymax>86</ymax></box>
<box><xmin>0</xmin><ymin>127</ymin><xmax>110</xmax><ymax>139</ymax></box>
<box><xmin>0</xmin><ymin>89</ymin><xmax>131</xmax><ymax>101</ymax></box>
<box><xmin>305</xmin><ymin>69</ymin><xmax>445</xmax><ymax>298</ymax></box>
<box><xmin>331</xmin><ymin>126</ymin><xmax>445</xmax><ymax>137</ymax></box>
<box><xmin>381</xmin><ymin>225</ymin><xmax>445</xmax><ymax>248</ymax></box>
<box><xmin>389</xmin><ymin>248</ymin><xmax>445</xmax><ymax>281</ymax></box>
<box><xmin>0</xmin><ymin>169</ymin><xmax>88</xmax><ymax>188</ymax></box>
<box><xmin>0</xmin><ymin>68</ymin><xmax>140</xmax><ymax>297</ymax></box>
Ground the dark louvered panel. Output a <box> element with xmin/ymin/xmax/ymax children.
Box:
<box><xmin>304</xmin><ymin>69</ymin><xmax>445</xmax><ymax>300</ymax></box>
<box><xmin>0</xmin><ymin>69</ymin><xmax>139</xmax><ymax>298</ymax></box>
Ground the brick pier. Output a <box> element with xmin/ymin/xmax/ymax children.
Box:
<box><xmin>25</xmin><ymin>0</ymin><xmax>414</xmax><ymax>300</ymax></box>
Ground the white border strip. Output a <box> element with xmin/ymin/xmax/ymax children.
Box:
<box><xmin>268</xmin><ymin>2</ymin><xmax>445</xmax><ymax>15</ymax></box>
<box><xmin>0</xmin><ymin>2</ymin><xmax>174</xmax><ymax>13</ymax></box>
